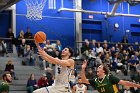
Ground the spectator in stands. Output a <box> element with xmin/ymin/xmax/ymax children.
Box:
<box><xmin>23</xmin><ymin>45</ymin><xmax>35</xmax><ymax>65</ymax></box>
<box><xmin>121</xmin><ymin>36</ymin><xmax>128</xmax><ymax>43</ymax></box>
<box><xmin>91</xmin><ymin>40</ymin><xmax>96</xmax><ymax>55</ymax></box>
<box><xmin>121</xmin><ymin>55</ymin><xmax>129</xmax><ymax>76</ymax></box>
<box><xmin>27</xmin><ymin>74</ymin><xmax>38</xmax><ymax>93</ymax></box>
<box><xmin>18</xmin><ymin>30</ymin><xmax>24</xmax><ymax>39</ymax></box>
<box><xmin>128</xmin><ymin>55</ymin><xmax>138</xmax><ymax>71</ymax></box>
<box><xmin>110</xmin><ymin>46</ymin><xmax>116</xmax><ymax>59</ymax></box>
<box><xmin>86</xmin><ymin>68</ymin><xmax>95</xmax><ymax>80</ymax></box>
<box><xmin>115</xmin><ymin>43</ymin><xmax>120</xmax><ymax>52</ymax></box>
<box><xmin>55</xmin><ymin>40</ymin><xmax>63</xmax><ymax>58</ymax></box>
<box><xmin>103</xmin><ymin>42</ymin><xmax>110</xmax><ymax>55</ymax></box>
<box><xmin>55</xmin><ymin>40</ymin><xmax>63</xmax><ymax>52</ymax></box>
<box><xmin>7</xmin><ymin>28</ymin><xmax>15</xmax><ymax>38</ymax></box>
<box><xmin>127</xmin><ymin>45</ymin><xmax>135</xmax><ymax>58</ymax></box>
<box><xmin>4</xmin><ymin>60</ymin><xmax>18</xmax><ymax>80</ymax></box>
<box><xmin>95</xmin><ymin>52</ymin><xmax>102</xmax><ymax>67</ymax></box>
<box><xmin>45</xmin><ymin>67</ymin><xmax>54</xmax><ymax>86</ymax></box>
<box><xmin>18</xmin><ymin>39</ymin><xmax>26</xmax><ymax>57</ymax></box>
<box><xmin>118</xmin><ymin>44</ymin><xmax>124</xmax><ymax>53</ymax></box>
<box><xmin>96</xmin><ymin>42</ymin><xmax>104</xmax><ymax>54</ymax></box>
<box><xmin>72</xmin><ymin>77</ymin><xmax>87</xmax><ymax>93</ymax></box>
<box><xmin>24</xmin><ymin>27</ymin><xmax>33</xmax><ymax>39</ymax></box>
<box><xmin>103</xmin><ymin>53</ymin><xmax>111</xmax><ymax>66</ymax></box>
<box><xmin>111</xmin><ymin>52</ymin><xmax>119</xmax><ymax>71</ymax></box>
<box><xmin>6</xmin><ymin>28</ymin><xmax>15</xmax><ymax>53</ymax></box>
<box><xmin>0</xmin><ymin>72</ymin><xmax>12</xmax><ymax>93</ymax></box>
<box><xmin>81</xmin><ymin>39</ymin><xmax>91</xmax><ymax>59</ymax></box>
<box><xmin>85</xmin><ymin>68</ymin><xmax>95</xmax><ymax>90</ymax></box>
<box><xmin>37</xmin><ymin>74</ymin><xmax>49</xmax><ymax>88</ymax></box>
<box><xmin>0</xmin><ymin>40</ymin><xmax>6</xmax><ymax>56</ymax></box>
<box><xmin>45</xmin><ymin>40</ymin><xmax>56</xmax><ymax>57</ymax></box>
<box><xmin>128</xmin><ymin>55</ymin><xmax>139</xmax><ymax>80</ymax></box>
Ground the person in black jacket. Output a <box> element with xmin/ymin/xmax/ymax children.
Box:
<box><xmin>4</xmin><ymin>60</ymin><xmax>18</xmax><ymax>80</ymax></box>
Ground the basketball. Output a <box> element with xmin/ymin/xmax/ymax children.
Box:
<box><xmin>34</xmin><ymin>31</ymin><xmax>46</xmax><ymax>43</ymax></box>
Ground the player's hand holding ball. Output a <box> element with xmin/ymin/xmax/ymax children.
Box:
<box><xmin>34</xmin><ymin>31</ymin><xmax>47</xmax><ymax>57</ymax></box>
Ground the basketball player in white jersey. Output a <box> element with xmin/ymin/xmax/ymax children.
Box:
<box><xmin>72</xmin><ymin>77</ymin><xmax>87</xmax><ymax>93</ymax></box>
<box><xmin>33</xmin><ymin>43</ymin><xmax>75</xmax><ymax>93</ymax></box>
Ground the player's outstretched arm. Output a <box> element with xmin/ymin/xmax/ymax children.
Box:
<box><xmin>119</xmin><ymin>80</ymin><xmax>140</xmax><ymax>88</ymax></box>
<box><xmin>36</xmin><ymin>42</ymin><xmax>74</xmax><ymax>67</ymax></box>
<box><xmin>81</xmin><ymin>60</ymin><xmax>90</xmax><ymax>84</ymax></box>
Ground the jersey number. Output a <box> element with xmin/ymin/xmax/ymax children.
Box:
<box><xmin>57</xmin><ymin>67</ymin><xmax>61</xmax><ymax>74</ymax></box>
<box><xmin>101</xmin><ymin>87</ymin><xmax>105</xmax><ymax>92</ymax></box>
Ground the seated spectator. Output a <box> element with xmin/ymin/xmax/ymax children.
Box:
<box><xmin>121</xmin><ymin>36</ymin><xmax>128</xmax><ymax>43</ymax></box>
<box><xmin>81</xmin><ymin>39</ymin><xmax>91</xmax><ymax>59</ymax></box>
<box><xmin>7</xmin><ymin>28</ymin><xmax>15</xmax><ymax>38</ymax></box>
<box><xmin>37</xmin><ymin>74</ymin><xmax>49</xmax><ymax>88</ymax></box>
<box><xmin>95</xmin><ymin>52</ymin><xmax>102</xmax><ymax>67</ymax></box>
<box><xmin>0</xmin><ymin>40</ymin><xmax>7</xmax><ymax>56</ymax></box>
<box><xmin>26</xmin><ymin>74</ymin><xmax>38</xmax><ymax>93</ymax></box>
<box><xmin>6</xmin><ymin>28</ymin><xmax>16</xmax><ymax>53</ymax></box>
<box><xmin>45</xmin><ymin>67</ymin><xmax>54</xmax><ymax>86</ymax></box>
<box><xmin>55</xmin><ymin>40</ymin><xmax>63</xmax><ymax>58</ymax></box>
<box><xmin>18</xmin><ymin>39</ymin><xmax>26</xmax><ymax>57</ymax></box>
<box><xmin>18</xmin><ymin>30</ymin><xmax>24</xmax><ymax>39</ymax></box>
<box><xmin>4</xmin><ymin>60</ymin><xmax>18</xmax><ymax>80</ymax></box>
<box><xmin>55</xmin><ymin>40</ymin><xmax>63</xmax><ymax>52</ymax></box>
<box><xmin>128</xmin><ymin>55</ymin><xmax>139</xmax><ymax>80</ymax></box>
<box><xmin>45</xmin><ymin>40</ymin><xmax>56</xmax><ymax>57</ymax></box>
<box><xmin>23</xmin><ymin>45</ymin><xmax>35</xmax><ymax>65</ymax></box>
<box><xmin>96</xmin><ymin>42</ymin><xmax>104</xmax><ymax>54</ymax></box>
<box><xmin>128</xmin><ymin>55</ymin><xmax>138</xmax><ymax>72</ymax></box>
<box><xmin>103</xmin><ymin>53</ymin><xmax>111</xmax><ymax>66</ymax></box>
<box><xmin>24</xmin><ymin>27</ymin><xmax>33</xmax><ymax>39</ymax></box>
<box><xmin>86</xmin><ymin>68</ymin><xmax>95</xmax><ymax>90</ymax></box>
<box><xmin>86</xmin><ymin>68</ymin><xmax>95</xmax><ymax>79</ymax></box>
<box><xmin>91</xmin><ymin>40</ymin><xmax>96</xmax><ymax>55</ymax></box>
<box><xmin>103</xmin><ymin>42</ymin><xmax>110</xmax><ymax>55</ymax></box>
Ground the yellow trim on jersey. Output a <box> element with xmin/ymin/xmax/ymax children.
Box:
<box><xmin>113</xmin><ymin>84</ymin><xmax>118</xmax><ymax>93</ymax></box>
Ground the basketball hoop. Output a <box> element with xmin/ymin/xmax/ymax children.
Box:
<box><xmin>24</xmin><ymin>0</ymin><xmax>47</xmax><ymax>20</ymax></box>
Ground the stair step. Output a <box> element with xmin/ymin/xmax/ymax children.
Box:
<box><xmin>16</xmin><ymin>75</ymin><xmax>41</xmax><ymax>80</ymax></box>
<box><xmin>10</xmin><ymin>85</ymin><xmax>26</xmax><ymax>91</ymax></box>
<box><xmin>9</xmin><ymin>91</ymin><xmax>27</xmax><ymax>93</ymax></box>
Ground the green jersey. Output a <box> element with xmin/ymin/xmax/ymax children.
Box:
<box><xmin>0</xmin><ymin>81</ymin><xmax>9</xmax><ymax>93</ymax></box>
<box><xmin>89</xmin><ymin>74</ymin><xmax>120</xmax><ymax>93</ymax></box>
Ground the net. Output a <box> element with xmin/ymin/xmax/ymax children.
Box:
<box><xmin>24</xmin><ymin>0</ymin><xmax>47</xmax><ymax>20</ymax></box>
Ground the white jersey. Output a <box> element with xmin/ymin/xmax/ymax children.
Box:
<box><xmin>55</xmin><ymin>64</ymin><xmax>74</xmax><ymax>87</ymax></box>
<box><xmin>75</xmin><ymin>84</ymin><xmax>86</xmax><ymax>93</ymax></box>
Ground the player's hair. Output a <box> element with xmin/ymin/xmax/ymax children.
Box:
<box><xmin>102</xmin><ymin>64</ymin><xmax>109</xmax><ymax>74</ymax></box>
<box><xmin>67</xmin><ymin>47</ymin><xmax>73</xmax><ymax>58</ymax></box>
<box><xmin>2</xmin><ymin>71</ymin><xmax>10</xmax><ymax>80</ymax></box>
<box><xmin>97</xmin><ymin>64</ymin><xmax>109</xmax><ymax>74</ymax></box>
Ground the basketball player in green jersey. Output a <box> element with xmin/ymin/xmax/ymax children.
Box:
<box><xmin>81</xmin><ymin>60</ymin><xmax>140</xmax><ymax>93</ymax></box>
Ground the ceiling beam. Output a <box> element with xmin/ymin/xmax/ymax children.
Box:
<box><xmin>0</xmin><ymin>0</ymin><xmax>20</xmax><ymax>12</ymax></box>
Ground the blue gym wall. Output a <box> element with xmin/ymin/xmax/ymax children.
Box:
<box><xmin>16</xmin><ymin>0</ymin><xmax>75</xmax><ymax>48</ymax></box>
<box><xmin>16</xmin><ymin>0</ymin><xmax>140</xmax><ymax>48</ymax></box>
<box><xmin>82</xmin><ymin>0</ymin><xmax>140</xmax><ymax>43</ymax></box>
<box><xmin>0</xmin><ymin>10</ymin><xmax>12</xmax><ymax>37</ymax></box>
